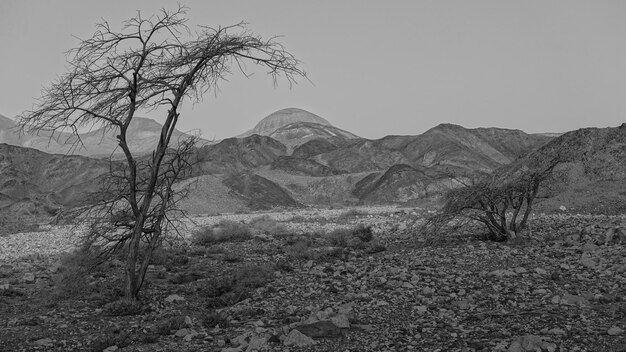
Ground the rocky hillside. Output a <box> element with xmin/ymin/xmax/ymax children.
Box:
<box><xmin>0</xmin><ymin>143</ymin><xmax>109</xmax><ymax>217</ymax></box>
<box><xmin>513</xmin><ymin>123</ymin><xmax>626</xmax><ymax>214</ymax></box>
<box><xmin>0</xmin><ymin>115</ymin><xmax>209</xmax><ymax>157</ymax></box>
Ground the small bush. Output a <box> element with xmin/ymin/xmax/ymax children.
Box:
<box><xmin>54</xmin><ymin>246</ymin><xmax>102</xmax><ymax>298</ymax></box>
<box><xmin>192</xmin><ymin>220</ymin><xmax>252</xmax><ymax>245</ymax></box>
<box><xmin>365</xmin><ymin>242</ymin><xmax>386</xmax><ymax>254</ymax></box>
<box><xmin>249</xmin><ymin>216</ymin><xmax>289</xmax><ymax>236</ymax></box>
<box><xmin>169</xmin><ymin>271</ymin><xmax>203</xmax><ymax>285</ymax></box>
<box><xmin>338</xmin><ymin>208</ymin><xmax>365</xmax><ymax>220</ymax></box>
<box><xmin>155</xmin><ymin>315</ymin><xmax>187</xmax><ymax>335</ymax></box>
<box><xmin>274</xmin><ymin>258</ymin><xmax>294</xmax><ymax>272</ymax></box>
<box><xmin>0</xmin><ymin>287</ymin><xmax>24</xmax><ymax>297</ymax></box>
<box><xmin>353</xmin><ymin>224</ymin><xmax>373</xmax><ymax>242</ymax></box>
<box><xmin>104</xmin><ymin>299</ymin><xmax>143</xmax><ymax>316</ymax></box>
<box><xmin>90</xmin><ymin>331</ymin><xmax>130</xmax><ymax>351</ymax></box>
<box><xmin>327</xmin><ymin>228</ymin><xmax>351</xmax><ymax>247</ymax></box>
<box><xmin>204</xmin><ymin>264</ymin><xmax>274</xmax><ymax>308</ymax></box>
<box><xmin>284</xmin><ymin>240</ymin><xmax>316</xmax><ymax>261</ymax></box>
<box><xmin>223</xmin><ymin>251</ymin><xmax>242</xmax><ymax>263</ymax></box>
<box><xmin>202</xmin><ymin>310</ymin><xmax>229</xmax><ymax>328</ymax></box>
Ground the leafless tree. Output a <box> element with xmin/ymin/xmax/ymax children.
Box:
<box><xmin>18</xmin><ymin>6</ymin><xmax>305</xmax><ymax>299</ymax></box>
<box><xmin>424</xmin><ymin>157</ymin><xmax>563</xmax><ymax>242</ymax></box>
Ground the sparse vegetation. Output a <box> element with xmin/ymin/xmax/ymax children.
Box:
<box><xmin>192</xmin><ymin>220</ymin><xmax>252</xmax><ymax>245</ymax></box>
<box><xmin>104</xmin><ymin>299</ymin><xmax>144</xmax><ymax>316</ymax></box>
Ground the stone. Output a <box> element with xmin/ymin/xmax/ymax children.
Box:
<box><xmin>534</xmin><ymin>268</ymin><xmax>548</xmax><ymax>275</ymax></box>
<box><xmin>561</xmin><ymin>293</ymin><xmax>590</xmax><ymax>307</ymax></box>
<box><xmin>33</xmin><ymin>338</ymin><xmax>53</xmax><ymax>346</ymax></box>
<box><xmin>175</xmin><ymin>328</ymin><xmax>190</xmax><ymax>338</ymax></box>
<box><xmin>514</xmin><ymin>267</ymin><xmax>527</xmax><ymax>274</ymax></box>
<box><xmin>284</xmin><ymin>329</ymin><xmax>316</xmax><ymax>347</ymax></box>
<box><xmin>295</xmin><ymin>320</ymin><xmax>342</xmax><ymax>338</ymax></box>
<box><xmin>607</xmin><ymin>326</ymin><xmax>624</xmax><ymax>336</ymax></box>
<box><xmin>164</xmin><ymin>294</ymin><xmax>185</xmax><ymax>303</ymax></box>
<box><xmin>547</xmin><ymin>328</ymin><xmax>566</xmax><ymax>335</ymax></box>
<box><xmin>245</xmin><ymin>336</ymin><xmax>267</xmax><ymax>352</ymax></box>
<box><xmin>581</xmin><ymin>243</ymin><xmax>599</xmax><ymax>253</ymax></box>
<box><xmin>103</xmin><ymin>346</ymin><xmax>118</xmax><ymax>352</ymax></box>
<box><xmin>330</xmin><ymin>314</ymin><xmax>350</xmax><ymax>329</ymax></box>
<box><xmin>559</xmin><ymin>205</ymin><xmax>566</xmax><ymax>211</ymax></box>
<box><xmin>0</xmin><ymin>283</ymin><xmax>10</xmax><ymax>290</ymax></box>
<box><xmin>184</xmin><ymin>316</ymin><xmax>193</xmax><ymax>327</ymax></box>
<box><xmin>580</xmin><ymin>257</ymin><xmax>597</xmax><ymax>269</ymax></box>
<box><xmin>22</xmin><ymin>272</ymin><xmax>36</xmax><ymax>284</ymax></box>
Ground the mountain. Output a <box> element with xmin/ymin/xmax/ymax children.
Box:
<box><xmin>239</xmin><ymin>108</ymin><xmax>331</xmax><ymax>137</ymax></box>
<box><xmin>313</xmin><ymin>124</ymin><xmax>552</xmax><ymax>174</ymax></box>
<box><xmin>0</xmin><ymin>143</ymin><xmax>109</xmax><ymax>218</ymax></box>
<box><xmin>0</xmin><ymin>115</ymin><xmax>209</xmax><ymax>157</ymax></box>
<box><xmin>269</xmin><ymin>121</ymin><xmax>359</xmax><ymax>151</ymax></box>
<box><xmin>512</xmin><ymin>123</ymin><xmax>626</xmax><ymax>214</ymax></box>
<box><xmin>238</xmin><ymin>108</ymin><xmax>360</xmax><ymax>151</ymax></box>
<box><xmin>194</xmin><ymin>134</ymin><xmax>287</xmax><ymax>174</ymax></box>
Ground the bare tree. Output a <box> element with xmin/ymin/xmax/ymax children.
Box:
<box><xmin>424</xmin><ymin>157</ymin><xmax>563</xmax><ymax>242</ymax></box>
<box><xmin>19</xmin><ymin>6</ymin><xmax>305</xmax><ymax>300</ymax></box>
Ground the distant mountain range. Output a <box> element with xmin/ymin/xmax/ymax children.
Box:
<box><xmin>1</xmin><ymin>107</ymin><xmax>624</xmax><ymax>218</ymax></box>
<box><xmin>0</xmin><ymin>114</ymin><xmax>209</xmax><ymax>157</ymax></box>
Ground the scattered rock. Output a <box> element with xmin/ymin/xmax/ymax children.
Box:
<box><xmin>607</xmin><ymin>326</ymin><xmax>624</xmax><ymax>336</ymax></box>
<box><xmin>330</xmin><ymin>314</ymin><xmax>350</xmax><ymax>329</ymax></box>
<box><xmin>295</xmin><ymin>320</ymin><xmax>342</xmax><ymax>338</ymax></box>
<box><xmin>33</xmin><ymin>338</ymin><xmax>53</xmax><ymax>346</ymax></box>
<box><xmin>102</xmin><ymin>346</ymin><xmax>118</xmax><ymax>352</ymax></box>
<box><xmin>164</xmin><ymin>294</ymin><xmax>185</xmax><ymax>303</ymax></box>
<box><xmin>284</xmin><ymin>329</ymin><xmax>316</xmax><ymax>347</ymax></box>
<box><xmin>22</xmin><ymin>273</ymin><xmax>36</xmax><ymax>284</ymax></box>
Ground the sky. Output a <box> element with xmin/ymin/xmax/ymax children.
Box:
<box><xmin>1</xmin><ymin>1</ymin><xmax>625</xmax><ymax>139</ymax></box>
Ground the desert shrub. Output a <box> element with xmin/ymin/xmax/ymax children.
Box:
<box><xmin>169</xmin><ymin>271</ymin><xmax>203</xmax><ymax>284</ymax></box>
<box><xmin>54</xmin><ymin>245</ymin><xmax>103</xmax><ymax>298</ymax></box>
<box><xmin>249</xmin><ymin>215</ymin><xmax>289</xmax><ymax>236</ymax></box>
<box><xmin>337</xmin><ymin>209</ymin><xmax>367</xmax><ymax>220</ymax></box>
<box><xmin>192</xmin><ymin>220</ymin><xmax>252</xmax><ymax>245</ymax></box>
<box><xmin>274</xmin><ymin>258</ymin><xmax>294</xmax><ymax>272</ymax></box>
<box><xmin>284</xmin><ymin>240</ymin><xmax>316</xmax><ymax>261</ymax></box>
<box><xmin>223</xmin><ymin>251</ymin><xmax>243</xmax><ymax>263</ymax></box>
<box><xmin>0</xmin><ymin>286</ymin><xmax>24</xmax><ymax>297</ymax></box>
<box><xmin>90</xmin><ymin>330</ymin><xmax>130</xmax><ymax>351</ymax></box>
<box><xmin>202</xmin><ymin>310</ymin><xmax>229</xmax><ymax>328</ymax></box>
<box><xmin>353</xmin><ymin>224</ymin><xmax>373</xmax><ymax>242</ymax></box>
<box><xmin>204</xmin><ymin>264</ymin><xmax>274</xmax><ymax>308</ymax></box>
<box><xmin>365</xmin><ymin>242</ymin><xmax>386</xmax><ymax>254</ymax></box>
<box><xmin>104</xmin><ymin>298</ymin><xmax>143</xmax><ymax>316</ymax></box>
<box><xmin>326</xmin><ymin>228</ymin><xmax>352</xmax><ymax>247</ymax></box>
<box><xmin>155</xmin><ymin>315</ymin><xmax>187</xmax><ymax>335</ymax></box>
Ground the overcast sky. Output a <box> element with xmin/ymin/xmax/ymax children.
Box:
<box><xmin>1</xmin><ymin>0</ymin><xmax>625</xmax><ymax>139</ymax></box>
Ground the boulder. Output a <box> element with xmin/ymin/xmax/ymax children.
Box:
<box><xmin>283</xmin><ymin>329</ymin><xmax>316</xmax><ymax>347</ymax></box>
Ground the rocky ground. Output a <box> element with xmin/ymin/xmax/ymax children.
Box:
<box><xmin>0</xmin><ymin>207</ymin><xmax>625</xmax><ymax>352</ymax></box>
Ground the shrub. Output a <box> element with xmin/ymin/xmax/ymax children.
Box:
<box><xmin>155</xmin><ymin>315</ymin><xmax>188</xmax><ymax>335</ymax></box>
<box><xmin>104</xmin><ymin>298</ymin><xmax>144</xmax><ymax>316</ymax></box>
<box><xmin>223</xmin><ymin>251</ymin><xmax>242</xmax><ymax>263</ymax></box>
<box><xmin>338</xmin><ymin>208</ymin><xmax>365</xmax><ymax>220</ymax></box>
<box><xmin>284</xmin><ymin>240</ymin><xmax>316</xmax><ymax>261</ymax></box>
<box><xmin>0</xmin><ymin>286</ymin><xmax>24</xmax><ymax>297</ymax></box>
<box><xmin>204</xmin><ymin>264</ymin><xmax>274</xmax><ymax>308</ymax></box>
<box><xmin>249</xmin><ymin>215</ymin><xmax>289</xmax><ymax>236</ymax></box>
<box><xmin>169</xmin><ymin>271</ymin><xmax>203</xmax><ymax>285</ymax></box>
<box><xmin>54</xmin><ymin>246</ymin><xmax>102</xmax><ymax>298</ymax></box>
<box><xmin>192</xmin><ymin>220</ymin><xmax>252</xmax><ymax>245</ymax></box>
<box><xmin>326</xmin><ymin>228</ymin><xmax>351</xmax><ymax>247</ymax></box>
<box><xmin>353</xmin><ymin>224</ymin><xmax>373</xmax><ymax>242</ymax></box>
<box><xmin>90</xmin><ymin>330</ymin><xmax>130</xmax><ymax>351</ymax></box>
<box><xmin>203</xmin><ymin>310</ymin><xmax>229</xmax><ymax>328</ymax></box>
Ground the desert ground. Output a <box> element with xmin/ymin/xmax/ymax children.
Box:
<box><xmin>1</xmin><ymin>206</ymin><xmax>625</xmax><ymax>352</ymax></box>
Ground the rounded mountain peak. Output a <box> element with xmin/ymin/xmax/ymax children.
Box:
<box><xmin>249</xmin><ymin>108</ymin><xmax>331</xmax><ymax>136</ymax></box>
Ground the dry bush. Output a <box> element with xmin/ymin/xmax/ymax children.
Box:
<box><xmin>203</xmin><ymin>264</ymin><xmax>274</xmax><ymax>308</ymax></box>
<box><xmin>326</xmin><ymin>224</ymin><xmax>375</xmax><ymax>248</ymax></box>
<box><xmin>249</xmin><ymin>215</ymin><xmax>289</xmax><ymax>236</ymax></box>
<box><xmin>338</xmin><ymin>208</ymin><xmax>366</xmax><ymax>220</ymax></box>
<box><xmin>54</xmin><ymin>246</ymin><xmax>103</xmax><ymax>298</ymax></box>
<box><xmin>192</xmin><ymin>220</ymin><xmax>252</xmax><ymax>245</ymax></box>
<box><xmin>104</xmin><ymin>298</ymin><xmax>144</xmax><ymax>316</ymax></box>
